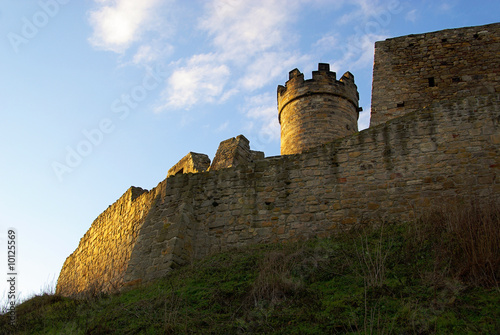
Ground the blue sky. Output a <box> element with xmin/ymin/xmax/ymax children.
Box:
<box><xmin>0</xmin><ymin>0</ymin><xmax>498</xmax><ymax>299</ymax></box>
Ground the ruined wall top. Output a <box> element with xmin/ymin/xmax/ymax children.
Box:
<box><xmin>167</xmin><ymin>152</ymin><xmax>211</xmax><ymax>177</ymax></box>
<box><xmin>210</xmin><ymin>135</ymin><xmax>264</xmax><ymax>171</ymax></box>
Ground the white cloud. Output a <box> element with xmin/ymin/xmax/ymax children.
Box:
<box><xmin>132</xmin><ymin>45</ymin><xmax>158</xmax><ymax>64</ymax></box>
<box><xmin>238</xmin><ymin>52</ymin><xmax>310</xmax><ymax>91</ymax></box>
<box><xmin>327</xmin><ymin>0</ymin><xmax>399</xmax><ymax>72</ymax></box>
<box><xmin>243</xmin><ymin>93</ymin><xmax>280</xmax><ymax>144</ymax></box>
<box><xmin>215</xmin><ymin>121</ymin><xmax>229</xmax><ymax>133</ymax></box>
<box><xmin>157</xmin><ymin>54</ymin><xmax>231</xmax><ymax>111</ymax></box>
<box><xmin>313</xmin><ymin>34</ymin><xmax>339</xmax><ymax>53</ymax></box>
<box><xmin>157</xmin><ymin>0</ymin><xmax>304</xmax><ymax>112</ymax></box>
<box><xmin>338</xmin><ymin>0</ymin><xmax>404</xmax><ymax>27</ymax></box>
<box><xmin>219</xmin><ymin>88</ymin><xmax>240</xmax><ymax>103</ymax></box>
<box><xmin>88</xmin><ymin>0</ymin><xmax>163</xmax><ymax>53</ymax></box>
<box><xmin>439</xmin><ymin>2</ymin><xmax>456</xmax><ymax>12</ymax></box>
<box><xmin>199</xmin><ymin>0</ymin><xmax>299</xmax><ymax>61</ymax></box>
<box><xmin>132</xmin><ymin>43</ymin><xmax>174</xmax><ymax>65</ymax></box>
<box><xmin>355</xmin><ymin>0</ymin><xmax>385</xmax><ymax>17</ymax></box>
<box><xmin>405</xmin><ymin>9</ymin><xmax>418</xmax><ymax>23</ymax></box>
<box><xmin>337</xmin><ymin>0</ymin><xmax>382</xmax><ymax>25</ymax></box>
<box><xmin>93</xmin><ymin>0</ymin><xmax>393</xmax><ymax>141</ymax></box>
<box><xmin>358</xmin><ymin>107</ymin><xmax>371</xmax><ymax>130</ymax></box>
<box><xmin>332</xmin><ymin>33</ymin><xmax>385</xmax><ymax>72</ymax></box>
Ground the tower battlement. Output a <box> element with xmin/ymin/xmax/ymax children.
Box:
<box><xmin>278</xmin><ymin>64</ymin><xmax>359</xmax><ymax>118</ymax></box>
<box><xmin>278</xmin><ymin>63</ymin><xmax>360</xmax><ymax>155</ymax></box>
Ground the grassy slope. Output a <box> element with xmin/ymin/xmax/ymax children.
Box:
<box><xmin>2</xmin><ymin>204</ymin><xmax>499</xmax><ymax>334</ymax></box>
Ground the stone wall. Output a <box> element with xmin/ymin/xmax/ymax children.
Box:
<box><xmin>56</xmin><ymin>187</ymin><xmax>154</xmax><ymax>296</ymax></box>
<box><xmin>57</xmin><ymin>93</ymin><xmax>499</xmax><ymax>295</ymax></box>
<box><xmin>278</xmin><ymin>63</ymin><xmax>360</xmax><ymax>155</ymax></box>
<box><xmin>56</xmin><ymin>23</ymin><xmax>500</xmax><ymax>296</ymax></box>
<box><xmin>121</xmin><ymin>93</ymin><xmax>497</xmax><ymax>288</ymax></box>
<box><xmin>371</xmin><ymin>22</ymin><xmax>500</xmax><ymax>127</ymax></box>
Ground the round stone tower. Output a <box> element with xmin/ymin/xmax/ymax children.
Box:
<box><xmin>277</xmin><ymin>63</ymin><xmax>360</xmax><ymax>155</ymax></box>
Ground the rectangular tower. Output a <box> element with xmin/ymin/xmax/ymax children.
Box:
<box><xmin>370</xmin><ymin>22</ymin><xmax>500</xmax><ymax>126</ymax></box>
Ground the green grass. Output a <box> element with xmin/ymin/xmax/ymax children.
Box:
<box><xmin>1</xmin><ymin>202</ymin><xmax>499</xmax><ymax>334</ymax></box>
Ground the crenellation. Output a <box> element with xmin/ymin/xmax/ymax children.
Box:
<box><xmin>288</xmin><ymin>68</ymin><xmax>303</xmax><ymax>80</ymax></box>
<box><xmin>311</xmin><ymin>63</ymin><xmax>336</xmax><ymax>81</ymax></box>
<box><xmin>57</xmin><ymin>23</ymin><xmax>500</xmax><ymax>297</ymax></box>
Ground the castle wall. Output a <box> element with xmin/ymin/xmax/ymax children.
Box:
<box><xmin>371</xmin><ymin>23</ymin><xmax>500</xmax><ymax>127</ymax></box>
<box><xmin>56</xmin><ymin>187</ymin><xmax>154</xmax><ymax>296</ymax></box>
<box><xmin>57</xmin><ymin>93</ymin><xmax>499</xmax><ymax>295</ymax></box>
<box><xmin>117</xmin><ymin>93</ymin><xmax>498</xmax><ymax>288</ymax></box>
<box><xmin>56</xmin><ymin>22</ymin><xmax>500</xmax><ymax>296</ymax></box>
<box><xmin>278</xmin><ymin>64</ymin><xmax>360</xmax><ymax>155</ymax></box>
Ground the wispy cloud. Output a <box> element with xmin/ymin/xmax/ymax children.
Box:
<box><xmin>405</xmin><ymin>9</ymin><xmax>418</xmax><ymax>23</ymax></box>
<box><xmin>199</xmin><ymin>0</ymin><xmax>299</xmax><ymax>61</ymax></box>
<box><xmin>242</xmin><ymin>93</ymin><xmax>280</xmax><ymax>144</ymax></box>
<box><xmin>132</xmin><ymin>45</ymin><xmax>156</xmax><ymax>64</ymax></box>
<box><xmin>327</xmin><ymin>32</ymin><xmax>385</xmax><ymax>74</ymax></box>
<box><xmin>313</xmin><ymin>34</ymin><xmax>339</xmax><ymax>54</ymax></box>
<box><xmin>326</xmin><ymin>0</ymin><xmax>402</xmax><ymax>71</ymax></box>
<box><xmin>358</xmin><ymin>107</ymin><xmax>371</xmax><ymax>130</ymax></box>
<box><xmin>438</xmin><ymin>2</ymin><xmax>456</xmax><ymax>12</ymax></box>
<box><xmin>337</xmin><ymin>0</ymin><xmax>384</xmax><ymax>25</ymax></box>
<box><xmin>157</xmin><ymin>53</ymin><xmax>231</xmax><ymax>111</ymax></box>
<box><xmin>158</xmin><ymin>0</ymin><xmax>304</xmax><ymax>112</ymax></box>
<box><xmin>88</xmin><ymin>0</ymin><xmax>401</xmax><ymax>139</ymax></box>
<box><xmin>337</xmin><ymin>0</ymin><xmax>404</xmax><ymax>29</ymax></box>
<box><xmin>238</xmin><ymin>52</ymin><xmax>310</xmax><ymax>91</ymax></box>
<box><xmin>88</xmin><ymin>0</ymin><xmax>164</xmax><ymax>53</ymax></box>
<box><xmin>215</xmin><ymin>121</ymin><xmax>229</xmax><ymax>133</ymax></box>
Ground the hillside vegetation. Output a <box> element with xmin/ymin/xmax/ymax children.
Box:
<box><xmin>1</xmin><ymin>201</ymin><xmax>499</xmax><ymax>334</ymax></box>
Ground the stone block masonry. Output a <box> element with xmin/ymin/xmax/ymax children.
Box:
<box><xmin>56</xmin><ymin>23</ymin><xmax>500</xmax><ymax>296</ymax></box>
<box><xmin>56</xmin><ymin>186</ymin><xmax>154</xmax><ymax>295</ymax></box>
<box><xmin>371</xmin><ymin>22</ymin><xmax>500</xmax><ymax>126</ymax></box>
<box><xmin>57</xmin><ymin>92</ymin><xmax>499</xmax><ymax>296</ymax></box>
